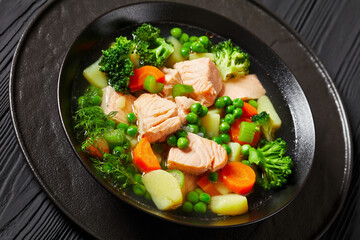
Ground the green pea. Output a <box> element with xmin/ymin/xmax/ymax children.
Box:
<box><xmin>105</xmin><ymin>120</ymin><xmax>116</xmax><ymax>129</ymax></box>
<box><xmin>182</xmin><ymin>201</ymin><xmax>193</xmax><ymax>213</ymax></box>
<box><xmin>233</xmin><ymin>98</ymin><xmax>244</xmax><ymax>108</ymax></box>
<box><xmin>177</xmin><ymin>137</ymin><xmax>189</xmax><ymax>149</ymax></box>
<box><xmin>120</xmin><ymin>153</ymin><xmax>131</xmax><ymax>163</ymax></box>
<box><xmin>222</xmin><ymin>96</ymin><xmax>232</xmax><ymax>106</ymax></box>
<box><xmin>187</xmin><ymin>191</ymin><xmax>199</xmax><ymax>203</ymax></box>
<box><xmin>225</xmin><ymin>105</ymin><xmax>235</xmax><ymax>114</ymax></box>
<box><xmin>189</xmin><ymin>36</ymin><xmax>198</xmax><ymax>42</ymax></box>
<box><xmin>208</xmin><ymin>172</ymin><xmax>218</xmax><ymax>182</ymax></box>
<box><xmin>90</xmin><ymin>95</ymin><xmax>102</xmax><ymax>106</ymax></box>
<box><xmin>126</xmin><ymin>125</ymin><xmax>138</xmax><ymax>137</ymax></box>
<box><xmin>180</xmin><ymin>47</ymin><xmax>190</xmax><ymax>58</ymax></box>
<box><xmin>183</xmin><ymin>42</ymin><xmax>191</xmax><ymax>48</ymax></box>
<box><xmin>222</xmin><ymin>144</ymin><xmax>232</xmax><ymax>155</ymax></box>
<box><xmin>220</xmin><ymin>133</ymin><xmax>231</xmax><ymax>144</ymax></box>
<box><xmin>144</xmin><ymin>191</ymin><xmax>152</xmax><ymax>200</ymax></box>
<box><xmin>233</xmin><ymin>108</ymin><xmax>243</xmax><ymax>119</ymax></box>
<box><xmin>195</xmin><ymin>118</ymin><xmax>202</xmax><ymax>126</ymax></box>
<box><xmin>127</xmin><ymin>112</ymin><xmax>137</xmax><ymax>124</ymax></box>
<box><xmin>166</xmin><ymin>135</ymin><xmax>178</xmax><ymax>147</ymax></box>
<box><xmin>199</xmin><ymin>105</ymin><xmax>208</xmax><ymax>117</ymax></box>
<box><xmin>170</xmin><ymin>27</ymin><xmax>182</xmax><ymax>38</ymax></box>
<box><xmin>133</xmin><ymin>184</ymin><xmax>146</xmax><ymax>196</ymax></box>
<box><xmin>190</xmin><ymin>103</ymin><xmax>203</xmax><ymax>115</ymax></box>
<box><xmin>241</xmin><ymin>144</ymin><xmax>252</xmax><ymax>156</ymax></box>
<box><xmin>221</xmin><ymin>118</ymin><xmax>226</xmax><ymax>123</ymax></box>
<box><xmin>187</xmin><ymin>124</ymin><xmax>199</xmax><ymax>134</ymax></box>
<box><xmin>248</xmin><ymin>99</ymin><xmax>258</xmax><ymax>108</ymax></box>
<box><xmin>117</xmin><ymin>122</ymin><xmax>129</xmax><ymax>131</ymax></box>
<box><xmin>198</xmin><ymin>36</ymin><xmax>210</xmax><ymax>47</ymax></box>
<box><xmin>219</xmin><ymin>122</ymin><xmax>231</xmax><ymax>133</ymax></box>
<box><xmin>190</xmin><ymin>42</ymin><xmax>205</xmax><ymax>53</ymax></box>
<box><xmin>133</xmin><ymin>174</ymin><xmax>143</xmax><ymax>184</ymax></box>
<box><xmin>194</xmin><ymin>188</ymin><xmax>204</xmax><ymax>195</ymax></box>
<box><xmin>199</xmin><ymin>126</ymin><xmax>207</xmax><ymax>135</ymax></box>
<box><xmin>186</xmin><ymin>112</ymin><xmax>199</xmax><ymax>124</ymax></box>
<box><xmin>215</xmin><ymin>97</ymin><xmax>226</xmax><ymax>108</ymax></box>
<box><xmin>176</xmin><ymin>129</ymin><xmax>188</xmax><ymax>138</ymax></box>
<box><xmin>211</xmin><ymin>137</ymin><xmax>223</xmax><ymax>145</ymax></box>
<box><xmin>180</xmin><ymin>33</ymin><xmax>189</xmax><ymax>43</ymax></box>
<box><xmin>193</xmin><ymin>202</ymin><xmax>207</xmax><ymax>213</ymax></box>
<box><xmin>224</xmin><ymin>114</ymin><xmax>235</xmax><ymax>125</ymax></box>
<box><xmin>112</xmin><ymin>146</ymin><xmax>125</xmax><ymax>156</ymax></box>
<box><xmin>199</xmin><ymin>193</ymin><xmax>211</xmax><ymax>204</ymax></box>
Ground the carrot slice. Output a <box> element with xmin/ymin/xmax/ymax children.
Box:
<box><xmin>129</xmin><ymin>66</ymin><xmax>165</xmax><ymax>92</ymax></box>
<box><xmin>242</xmin><ymin>102</ymin><xmax>257</xmax><ymax>118</ymax></box>
<box><xmin>132</xmin><ymin>137</ymin><xmax>161</xmax><ymax>173</ymax></box>
<box><xmin>220</xmin><ymin>162</ymin><xmax>256</xmax><ymax>195</ymax></box>
<box><xmin>230</xmin><ymin>118</ymin><xmax>261</xmax><ymax>147</ymax></box>
<box><xmin>197</xmin><ymin>175</ymin><xmax>221</xmax><ymax>196</ymax></box>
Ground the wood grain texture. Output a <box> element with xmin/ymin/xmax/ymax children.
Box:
<box><xmin>0</xmin><ymin>0</ymin><xmax>359</xmax><ymax>239</ymax></box>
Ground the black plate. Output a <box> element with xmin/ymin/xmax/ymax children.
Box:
<box><xmin>10</xmin><ymin>0</ymin><xmax>352</xmax><ymax>239</ymax></box>
<box><xmin>58</xmin><ymin>3</ymin><xmax>314</xmax><ymax>227</ymax></box>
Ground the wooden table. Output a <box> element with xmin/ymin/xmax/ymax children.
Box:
<box><xmin>1</xmin><ymin>0</ymin><xmax>359</xmax><ymax>239</ymax></box>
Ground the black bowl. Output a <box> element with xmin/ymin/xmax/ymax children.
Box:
<box><xmin>58</xmin><ymin>2</ymin><xmax>315</xmax><ymax>227</ymax></box>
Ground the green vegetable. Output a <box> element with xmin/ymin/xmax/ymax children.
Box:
<box><xmin>219</xmin><ymin>133</ymin><xmax>231</xmax><ymax>144</ymax></box>
<box><xmin>185</xmin><ymin>124</ymin><xmax>199</xmax><ymax>134</ymax></box>
<box><xmin>211</xmin><ymin>137</ymin><xmax>223</xmax><ymax>145</ymax></box>
<box><xmin>208</xmin><ymin>172</ymin><xmax>218</xmax><ymax>182</ymax></box>
<box><xmin>198</xmin><ymin>36</ymin><xmax>210</xmax><ymax>47</ymax></box>
<box><xmin>191</xmin><ymin>42</ymin><xmax>205</xmax><ymax>53</ymax></box>
<box><xmin>195</xmin><ymin>188</ymin><xmax>204</xmax><ymax>195</ymax></box>
<box><xmin>232</xmin><ymin>98</ymin><xmax>244</xmax><ymax>108</ymax></box>
<box><xmin>182</xmin><ymin>201</ymin><xmax>193</xmax><ymax>213</ymax></box>
<box><xmin>127</xmin><ymin>112</ymin><xmax>137</xmax><ymax>124</ymax></box>
<box><xmin>227</xmin><ymin>142</ymin><xmax>242</xmax><ymax>162</ymax></box>
<box><xmin>219</xmin><ymin>122</ymin><xmax>231</xmax><ymax>133</ymax></box>
<box><xmin>186</xmin><ymin>112</ymin><xmax>199</xmax><ymax>124</ymax></box>
<box><xmin>175</xmin><ymin>129</ymin><xmax>188</xmax><ymax>138</ymax></box>
<box><xmin>190</xmin><ymin>103</ymin><xmax>203</xmax><ymax>115</ymax></box>
<box><xmin>222</xmin><ymin>144</ymin><xmax>232</xmax><ymax>155</ymax></box>
<box><xmin>225</xmin><ymin>105</ymin><xmax>235</xmax><ymax>114</ymax></box>
<box><xmin>224</xmin><ymin>114</ymin><xmax>235</xmax><ymax>125</ymax></box>
<box><xmin>170</xmin><ymin>27</ymin><xmax>182</xmax><ymax>38</ymax></box>
<box><xmin>180</xmin><ymin>47</ymin><xmax>190</xmax><ymax>58</ymax></box>
<box><xmin>172</xmin><ymin>84</ymin><xmax>194</xmax><ymax>97</ymax></box>
<box><xmin>144</xmin><ymin>191</ymin><xmax>152</xmax><ymax>200</ymax></box>
<box><xmin>233</xmin><ymin>108</ymin><xmax>243</xmax><ymax>119</ymax></box>
<box><xmin>133</xmin><ymin>174</ymin><xmax>143</xmax><ymax>184</ymax></box>
<box><xmin>112</xmin><ymin>146</ymin><xmax>125</xmax><ymax>156</ymax></box>
<box><xmin>133</xmin><ymin>184</ymin><xmax>146</xmax><ymax>196</ymax></box>
<box><xmin>166</xmin><ymin>135</ymin><xmax>178</xmax><ymax>147</ymax></box>
<box><xmin>189</xmin><ymin>36</ymin><xmax>198</xmax><ymax>42</ymax></box>
<box><xmin>199</xmin><ymin>193</ymin><xmax>211</xmax><ymax>204</ymax></box>
<box><xmin>248</xmin><ymin>99</ymin><xmax>258</xmax><ymax>108</ymax></box>
<box><xmin>179</xmin><ymin>33</ymin><xmax>189</xmax><ymax>43</ymax></box>
<box><xmin>77</xmin><ymin>86</ymin><xmax>103</xmax><ymax>109</ymax></box>
<box><xmin>215</xmin><ymin>97</ymin><xmax>226</xmax><ymax>109</ymax></box>
<box><xmin>187</xmin><ymin>191</ymin><xmax>199</xmax><ymax>203</ymax></box>
<box><xmin>222</xmin><ymin>96</ymin><xmax>232</xmax><ymax>106</ymax></box>
<box><xmin>238</xmin><ymin>121</ymin><xmax>256</xmax><ymax>143</ymax></box>
<box><xmin>241</xmin><ymin>144</ymin><xmax>251</xmax><ymax>156</ymax></box>
<box><xmin>193</xmin><ymin>202</ymin><xmax>207</xmax><ymax>213</ymax></box>
<box><xmin>126</xmin><ymin>125</ymin><xmax>138</xmax><ymax>137</ymax></box>
<box><xmin>211</xmin><ymin>39</ymin><xmax>250</xmax><ymax>80</ymax></box>
<box><xmin>117</xmin><ymin>122</ymin><xmax>129</xmax><ymax>131</ymax></box>
<box><xmin>98</xmin><ymin>36</ymin><xmax>135</xmax><ymax>93</ymax></box>
<box><xmin>177</xmin><ymin>137</ymin><xmax>189</xmax><ymax>149</ymax></box>
<box><xmin>143</xmin><ymin>75</ymin><xmax>164</xmax><ymax>93</ymax></box>
<box><xmin>183</xmin><ymin>42</ymin><xmax>191</xmax><ymax>48</ymax></box>
<box><xmin>199</xmin><ymin>106</ymin><xmax>208</xmax><ymax>117</ymax></box>
<box><xmin>167</xmin><ymin>169</ymin><xmax>185</xmax><ymax>188</ymax></box>
<box><xmin>103</xmin><ymin>129</ymin><xmax>127</xmax><ymax>149</ymax></box>
<box><xmin>105</xmin><ymin>120</ymin><xmax>116</xmax><ymax>129</ymax></box>
<box><xmin>199</xmin><ymin>126</ymin><xmax>207</xmax><ymax>135</ymax></box>
<box><xmin>248</xmin><ymin>138</ymin><xmax>293</xmax><ymax>190</ymax></box>
<box><xmin>251</xmin><ymin>111</ymin><xmax>274</xmax><ymax>142</ymax></box>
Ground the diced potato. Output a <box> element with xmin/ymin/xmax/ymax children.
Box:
<box><xmin>214</xmin><ymin>181</ymin><xmax>232</xmax><ymax>195</ymax></box>
<box><xmin>201</xmin><ymin>113</ymin><xmax>220</xmax><ymax>138</ymax></box>
<box><xmin>257</xmin><ymin>96</ymin><xmax>282</xmax><ymax>130</ymax></box>
<box><xmin>208</xmin><ymin>107</ymin><xmax>224</xmax><ymax>116</ymax></box>
<box><xmin>165</xmin><ymin>36</ymin><xmax>186</xmax><ymax>67</ymax></box>
<box><xmin>142</xmin><ymin>170</ymin><xmax>183</xmax><ymax>210</ymax></box>
<box><xmin>227</xmin><ymin>142</ymin><xmax>243</xmax><ymax>162</ymax></box>
<box><xmin>210</xmin><ymin>194</ymin><xmax>248</xmax><ymax>215</ymax></box>
<box><xmin>83</xmin><ymin>58</ymin><xmax>108</xmax><ymax>89</ymax></box>
<box><xmin>189</xmin><ymin>53</ymin><xmax>215</xmax><ymax>61</ymax></box>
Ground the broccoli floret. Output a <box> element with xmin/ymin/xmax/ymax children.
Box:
<box><xmin>248</xmin><ymin>138</ymin><xmax>293</xmax><ymax>190</ymax></box>
<box><xmin>252</xmin><ymin>111</ymin><xmax>274</xmax><ymax>141</ymax></box>
<box><xmin>211</xmin><ymin>39</ymin><xmax>250</xmax><ymax>80</ymax></box>
<box><xmin>99</xmin><ymin>36</ymin><xmax>135</xmax><ymax>93</ymax></box>
<box><xmin>132</xmin><ymin>24</ymin><xmax>174</xmax><ymax>68</ymax></box>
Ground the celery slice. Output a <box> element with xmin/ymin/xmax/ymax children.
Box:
<box><xmin>238</xmin><ymin>121</ymin><xmax>256</xmax><ymax>143</ymax></box>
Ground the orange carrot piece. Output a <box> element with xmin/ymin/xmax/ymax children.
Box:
<box><xmin>132</xmin><ymin>137</ymin><xmax>161</xmax><ymax>173</ymax></box>
<box><xmin>242</xmin><ymin>102</ymin><xmax>257</xmax><ymax>118</ymax></box>
<box><xmin>220</xmin><ymin>162</ymin><xmax>256</xmax><ymax>195</ymax></box>
<box><xmin>197</xmin><ymin>175</ymin><xmax>221</xmax><ymax>196</ymax></box>
<box><xmin>129</xmin><ymin>66</ymin><xmax>165</xmax><ymax>92</ymax></box>
<box><xmin>86</xmin><ymin>138</ymin><xmax>109</xmax><ymax>159</ymax></box>
<box><xmin>230</xmin><ymin>118</ymin><xmax>261</xmax><ymax>147</ymax></box>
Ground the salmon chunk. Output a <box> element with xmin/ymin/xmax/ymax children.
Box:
<box><xmin>101</xmin><ymin>86</ymin><xmax>136</xmax><ymax>123</ymax></box>
<box><xmin>219</xmin><ymin>74</ymin><xmax>266</xmax><ymax>101</ymax></box>
<box><xmin>134</xmin><ymin>93</ymin><xmax>181</xmax><ymax>143</ymax></box>
<box><xmin>160</xmin><ymin>67</ymin><xmax>182</xmax><ymax>99</ymax></box>
<box><xmin>173</xmin><ymin>58</ymin><xmax>223</xmax><ymax>107</ymax></box>
<box><xmin>175</xmin><ymin>96</ymin><xmax>199</xmax><ymax>125</ymax></box>
<box><xmin>167</xmin><ymin>133</ymin><xmax>228</xmax><ymax>175</ymax></box>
